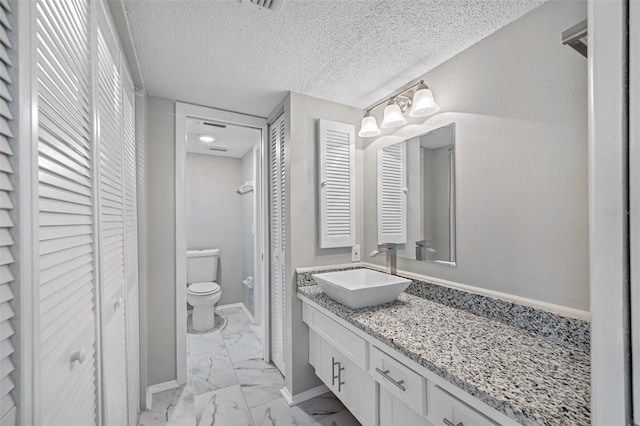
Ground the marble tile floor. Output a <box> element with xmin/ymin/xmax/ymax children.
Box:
<box><xmin>139</xmin><ymin>306</ymin><xmax>360</xmax><ymax>426</ymax></box>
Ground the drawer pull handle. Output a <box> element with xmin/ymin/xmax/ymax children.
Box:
<box><xmin>375</xmin><ymin>367</ymin><xmax>406</xmax><ymax>391</ymax></box>
<box><xmin>70</xmin><ymin>346</ymin><xmax>87</xmax><ymax>364</ymax></box>
<box><xmin>443</xmin><ymin>419</ymin><xmax>463</xmax><ymax>426</ymax></box>
<box><xmin>332</xmin><ymin>357</ymin><xmax>339</xmax><ymax>386</ymax></box>
<box><xmin>338</xmin><ymin>363</ymin><xmax>345</xmax><ymax>392</ymax></box>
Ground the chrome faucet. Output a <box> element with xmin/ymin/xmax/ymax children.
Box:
<box><xmin>369</xmin><ymin>243</ymin><xmax>397</xmax><ymax>275</ymax></box>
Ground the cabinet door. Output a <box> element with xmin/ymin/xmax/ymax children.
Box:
<box><xmin>269</xmin><ymin>114</ymin><xmax>286</xmax><ymax>374</ymax></box>
<box><xmin>317</xmin><ymin>119</ymin><xmax>356</xmax><ymax>248</ymax></box>
<box><xmin>378</xmin><ymin>385</ymin><xmax>433</xmax><ymax>426</ymax></box>
<box><xmin>319</xmin><ymin>338</ymin><xmax>374</xmax><ymax>426</ymax></box>
<box><xmin>97</xmin><ymin>8</ymin><xmax>129</xmax><ymax>426</ymax></box>
<box><xmin>428</xmin><ymin>385</ymin><xmax>500</xmax><ymax>426</ymax></box>
<box><xmin>36</xmin><ymin>0</ymin><xmax>99</xmax><ymax>423</ymax></box>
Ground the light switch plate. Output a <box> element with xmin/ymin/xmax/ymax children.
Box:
<box><xmin>351</xmin><ymin>245</ymin><xmax>361</xmax><ymax>262</ymax></box>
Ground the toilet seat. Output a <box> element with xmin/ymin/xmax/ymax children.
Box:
<box><xmin>187</xmin><ymin>282</ymin><xmax>220</xmax><ymax>295</ymax></box>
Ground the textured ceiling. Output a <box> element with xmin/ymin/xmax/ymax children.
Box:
<box><xmin>124</xmin><ymin>0</ymin><xmax>545</xmax><ymax>117</ymax></box>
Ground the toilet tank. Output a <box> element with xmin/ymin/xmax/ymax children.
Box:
<box><xmin>186</xmin><ymin>249</ymin><xmax>219</xmax><ymax>283</ymax></box>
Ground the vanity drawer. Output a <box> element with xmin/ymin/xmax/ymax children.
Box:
<box><xmin>302</xmin><ymin>303</ymin><xmax>367</xmax><ymax>369</ymax></box>
<box><xmin>428</xmin><ymin>383</ymin><xmax>500</xmax><ymax>426</ymax></box>
<box><xmin>369</xmin><ymin>345</ymin><xmax>426</xmax><ymax>418</ymax></box>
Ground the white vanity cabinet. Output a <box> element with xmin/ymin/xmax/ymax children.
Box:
<box><xmin>306</xmin><ymin>306</ymin><xmax>375</xmax><ymax>426</ymax></box>
<box><xmin>378</xmin><ymin>385</ymin><xmax>433</xmax><ymax>426</ymax></box>
<box><xmin>309</xmin><ymin>330</ymin><xmax>375</xmax><ymax>425</ymax></box>
<box><xmin>302</xmin><ymin>300</ymin><xmax>516</xmax><ymax>426</ymax></box>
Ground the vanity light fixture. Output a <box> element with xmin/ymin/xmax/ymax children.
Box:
<box><xmin>409</xmin><ymin>82</ymin><xmax>440</xmax><ymax>117</ymax></box>
<box><xmin>381</xmin><ymin>98</ymin><xmax>407</xmax><ymax>129</ymax></box>
<box><xmin>358</xmin><ymin>111</ymin><xmax>382</xmax><ymax>137</ymax></box>
<box><xmin>199</xmin><ymin>135</ymin><xmax>215</xmax><ymax>142</ymax></box>
<box><xmin>357</xmin><ymin>80</ymin><xmax>440</xmax><ymax>137</ymax></box>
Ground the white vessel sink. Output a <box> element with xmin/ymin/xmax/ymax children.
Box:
<box><xmin>312</xmin><ymin>269</ymin><xmax>411</xmax><ymax>309</ymax></box>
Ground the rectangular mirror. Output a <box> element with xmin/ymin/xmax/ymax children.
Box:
<box><xmin>377</xmin><ymin>123</ymin><xmax>456</xmax><ymax>266</ymax></box>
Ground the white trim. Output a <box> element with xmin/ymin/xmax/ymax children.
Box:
<box><xmin>145</xmin><ymin>380</ymin><xmax>181</xmax><ymax>410</ymax></box>
<box><xmin>295</xmin><ymin>262</ymin><xmax>590</xmax><ymax>321</ymax></box>
<box><xmin>175</xmin><ymin>102</ymin><xmax>269</xmax><ymax>384</ymax></box>
<box><xmin>216</xmin><ymin>302</ymin><xmax>256</xmax><ymax>323</ymax></box>
<box><xmin>92</xmin><ymin>3</ymin><xmax>105</xmax><ymax>424</ymax></box>
<box><xmin>17</xmin><ymin>1</ymin><xmax>37</xmax><ymax>424</ymax></box>
<box><xmin>631</xmin><ymin>0</ymin><xmax>640</xmax><ymax>422</ymax></box>
<box><xmin>279</xmin><ymin>385</ymin><xmax>330</xmax><ymax>407</ymax></box>
<box><xmin>175</xmin><ymin>102</ymin><xmax>187</xmax><ymax>386</ymax></box>
<box><xmin>589</xmin><ymin>1</ymin><xmax>631</xmax><ymax>424</ymax></box>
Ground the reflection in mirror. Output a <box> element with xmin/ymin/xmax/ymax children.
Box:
<box><xmin>377</xmin><ymin>123</ymin><xmax>456</xmax><ymax>266</ymax></box>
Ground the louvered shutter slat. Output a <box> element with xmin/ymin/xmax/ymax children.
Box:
<box><xmin>0</xmin><ymin>0</ymin><xmax>12</xmax><ymax>421</ymax></box>
<box><xmin>269</xmin><ymin>114</ymin><xmax>286</xmax><ymax>374</ymax></box>
<box><xmin>35</xmin><ymin>0</ymin><xmax>98</xmax><ymax>424</ymax></box>
<box><xmin>377</xmin><ymin>142</ymin><xmax>407</xmax><ymax>244</ymax></box>
<box><xmin>318</xmin><ymin>120</ymin><xmax>356</xmax><ymax>248</ymax></box>
<box><xmin>97</xmin><ymin>16</ymin><xmax>129</xmax><ymax>425</ymax></box>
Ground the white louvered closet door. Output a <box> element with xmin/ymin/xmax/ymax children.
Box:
<box><xmin>377</xmin><ymin>142</ymin><xmax>407</xmax><ymax>244</ymax></box>
<box><xmin>36</xmin><ymin>0</ymin><xmax>99</xmax><ymax>424</ymax></box>
<box><xmin>0</xmin><ymin>1</ymin><xmax>15</xmax><ymax>424</ymax></box>
<box><xmin>122</xmin><ymin>75</ymin><xmax>139</xmax><ymax>425</ymax></box>
<box><xmin>269</xmin><ymin>114</ymin><xmax>285</xmax><ymax>375</ymax></box>
<box><xmin>97</xmin><ymin>12</ymin><xmax>129</xmax><ymax>426</ymax></box>
<box><xmin>317</xmin><ymin>119</ymin><xmax>356</xmax><ymax>248</ymax></box>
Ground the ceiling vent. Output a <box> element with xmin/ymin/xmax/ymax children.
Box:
<box><xmin>207</xmin><ymin>145</ymin><xmax>230</xmax><ymax>153</ymax></box>
<box><xmin>249</xmin><ymin>0</ymin><xmax>274</xmax><ymax>9</ymax></box>
<box><xmin>202</xmin><ymin>121</ymin><xmax>227</xmax><ymax>129</ymax></box>
<box><xmin>198</xmin><ymin>120</ymin><xmax>227</xmax><ymax>129</ymax></box>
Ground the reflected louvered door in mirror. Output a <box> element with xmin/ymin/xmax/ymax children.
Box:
<box><xmin>0</xmin><ymin>1</ymin><xmax>16</xmax><ymax>424</ymax></box>
<box><xmin>35</xmin><ymin>0</ymin><xmax>99</xmax><ymax>424</ymax></box>
<box><xmin>377</xmin><ymin>142</ymin><xmax>407</xmax><ymax>244</ymax></box>
<box><xmin>317</xmin><ymin>119</ymin><xmax>355</xmax><ymax>248</ymax></box>
<box><xmin>269</xmin><ymin>113</ymin><xmax>285</xmax><ymax>374</ymax></box>
<box><xmin>97</xmin><ymin>10</ymin><xmax>129</xmax><ymax>426</ymax></box>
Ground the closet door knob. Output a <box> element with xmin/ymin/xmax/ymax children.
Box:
<box><xmin>71</xmin><ymin>346</ymin><xmax>87</xmax><ymax>364</ymax></box>
<box><xmin>114</xmin><ymin>297</ymin><xmax>124</xmax><ymax>310</ymax></box>
<box><xmin>320</xmin><ymin>180</ymin><xmax>327</xmax><ymax>187</ymax></box>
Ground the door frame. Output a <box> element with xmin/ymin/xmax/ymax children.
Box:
<box><xmin>174</xmin><ymin>102</ymin><xmax>270</xmax><ymax>384</ymax></box>
<box><xmin>589</xmin><ymin>0</ymin><xmax>632</xmax><ymax>424</ymax></box>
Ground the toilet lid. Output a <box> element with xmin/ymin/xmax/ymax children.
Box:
<box><xmin>188</xmin><ymin>282</ymin><xmax>220</xmax><ymax>294</ymax></box>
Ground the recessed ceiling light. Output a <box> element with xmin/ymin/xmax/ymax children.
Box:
<box><xmin>199</xmin><ymin>135</ymin><xmax>215</xmax><ymax>143</ymax></box>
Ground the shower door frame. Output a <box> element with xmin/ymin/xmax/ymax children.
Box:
<box><xmin>174</xmin><ymin>102</ymin><xmax>270</xmax><ymax>385</ymax></box>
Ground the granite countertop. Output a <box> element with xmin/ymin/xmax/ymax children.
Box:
<box><xmin>297</xmin><ymin>271</ymin><xmax>590</xmax><ymax>426</ymax></box>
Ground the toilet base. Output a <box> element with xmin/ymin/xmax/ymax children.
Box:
<box><xmin>192</xmin><ymin>305</ymin><xmax>216</xmax><ymax>331</ymax></box>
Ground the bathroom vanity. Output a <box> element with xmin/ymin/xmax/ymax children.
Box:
<box><xmin>297</xmin><ymin>268</ymin><xmax>590</xmax><ymax>426</ymax></box>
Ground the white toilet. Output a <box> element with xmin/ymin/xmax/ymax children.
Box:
<box><xmin>186</xmin><ymin>249</ymin><xmax>222</xmax><ymax>331</ymax></box>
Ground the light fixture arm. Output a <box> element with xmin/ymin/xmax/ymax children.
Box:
<box><xmin>365</xmin><ymin>80</ymin><xmax>429</xmax><ymax>113</ymax></box>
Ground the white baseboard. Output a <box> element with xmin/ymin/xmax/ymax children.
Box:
<box><xmin>217</xmin><ymin>302</ymin><xmax>256</xmax><ymax>323</ymax></box>
<box><xmin>280</xmin><ymin>384</ymin><xmax>330</xmax><ymax>406</ymax></box>
<box><xmin>145</xmin><ymin>380</ymin><xmax>180</xmax><ymax>410</ymax></box>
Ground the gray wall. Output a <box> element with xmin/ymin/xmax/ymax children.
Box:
<box><xmin>145</xmin><ymin>96</ymin><xmax>177</xmax><ymax>385</ymax></box>
<box><xmin>364</xmin><ymin>0</ymin><xmax>589</xmax><ymax>310</ymax></box>
<box><xmin>185</xmin><ymin>153</ymin><xmax>244</xmax><ymax>305</ymax></box>
<box><xmin>241</xmin><ymin>149</ymin><xmax>256</xmax><ymax>316</ymax></box>
<box><xmin>283</xmin><ymin>92</ymin><xmax>364</xmax><ymax>395</ymax></box>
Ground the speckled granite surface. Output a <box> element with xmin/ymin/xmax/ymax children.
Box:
<box><xmin>297</xmin><ymin>268</ymin><xmax>591</xmax><ymax>426</ymax></box>
<box><xmin>297</xmin><ymin>268</ymin><xmax>590</xmax><ymax>350</ymax></box>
